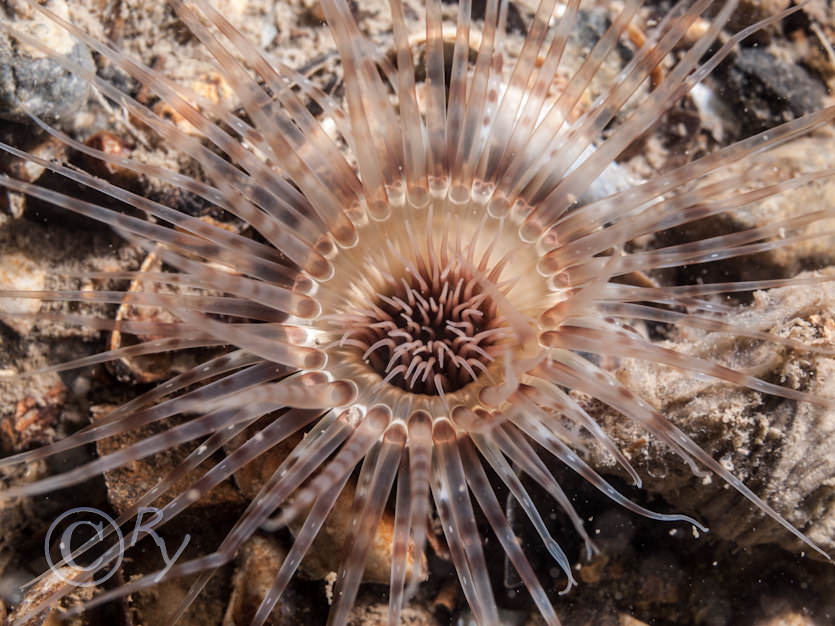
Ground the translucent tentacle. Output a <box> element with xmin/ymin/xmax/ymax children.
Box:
<box><xmin>431</xmin><ymin>418</ymin><xmax>500</xmax><ymax>626</ymax></box>
<box><xmin>459</xmin><ymin>437</ymin><xmax>561</xmax><ymax>625</ymax></box>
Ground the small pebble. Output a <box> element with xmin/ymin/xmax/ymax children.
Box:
<box><xmin>0</xmin><ymin>252</ymin><xmax>45</xmax><ymax>335</ymax></box>
<box><xmin>0</xmin><ymin>0</ymin><xmax>95</xmax><ymax>123</ymax></box>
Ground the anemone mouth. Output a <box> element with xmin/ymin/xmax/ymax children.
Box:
<box><xmin>348</xmin><ymin>254</ymin><xmax>506</xmax><ymax>395</ymax></box>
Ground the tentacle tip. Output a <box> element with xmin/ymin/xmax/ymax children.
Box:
<box><xmin>691</xmin><ymin>467</ymin><xmax>711</xmax><ymax>479</ymax></box>
<box><xmin>557</xmin><ymin>576</ymin><xmax>577</xmax><ymax>596</ymax></box>
<box><xmin>690</xmin><ymin>518</ymin><xmax>709</xmax><ymax>534</ymax></box>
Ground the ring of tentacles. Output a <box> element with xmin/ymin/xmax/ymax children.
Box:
<box><xmin>0</xmin><ymin>0</ymin><xmax>834</xmax><ymax>625</ymax></box>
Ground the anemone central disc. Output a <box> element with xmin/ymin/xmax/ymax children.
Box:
<box><xmin>317</xmin><ymin>199</ymin><xmax>553</xmax><ymax>410</ymax></box>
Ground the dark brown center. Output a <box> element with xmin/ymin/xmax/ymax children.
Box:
<box><xmin>351</xmin><ymin>265</ymin><xmax>506</xmax><ymax>395</ymax></box>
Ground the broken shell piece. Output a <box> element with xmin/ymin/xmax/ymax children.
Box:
<box><xmin>191</xmin><ymin>71</ymin><xmax>234</xmax><ymax>108</ymax></box>
<box><xmin>81</xmin><ymin>131</ymin><xmax>133</xmax><ymax>182</ymax></box>
<box><xmin>4</xmin><ymin>135</ymin><xmax>68</xmax><ymax>187</ymax></box>
<box><xmin>5</xmin><ymin>566</ymin><xmax>97</xmax><ymax>626</ymax></box>
<box><xmin>150</xmin><ymin>101</ymin><xmax>194</xmax><ymax>136</ymax></box>
<box><xmin>0</xmin><ymin>382</ymin><xmax>65</xmax><ymax>451</ymax></box>
<box><xmin>107</xmin><ymin>242</ymin><xmax>222</xmax><ymax>384</ymax></box>
<box><xmin>108</xmin><ymin>246</ymin><xmax>176</xmax><ymax>384</ymax></box>
<box><xmin>147</xmin><ymin>72</ymin><xmax>236</xmax><ymax>137</ymax></box>
<box><xmin>221</xmin><ymin>534</ymin><xmax>310</xmax><ymax>626</ymax></box>
<box><xmin>1</xmin><ymin>135</ymin><xmax>67</xmax><ymax>218</ymax></box>
<box><xmin>0</xmin><ymin>252</ymin><xmax>46</xmax><ymax>335</ymax></box>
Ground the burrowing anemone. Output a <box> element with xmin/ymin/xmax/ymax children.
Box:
<box><xmin>1</xmin><ymin>0</ymin><xmax>834</xmax><ymax>624</ymax></box>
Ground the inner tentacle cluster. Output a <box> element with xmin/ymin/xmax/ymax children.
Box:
<box><xmin>351</xmin><ymin>258</ymin><xmax>507</xmax><ymax>394</ymax></box>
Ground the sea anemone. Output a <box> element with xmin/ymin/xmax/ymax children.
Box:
<box><xmin>0</xmin><ymin>0</ymin><xmax>834</xmax><ymax>624</ymax></box>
